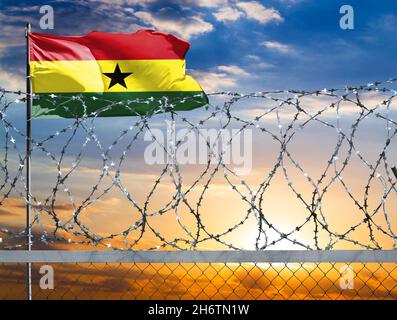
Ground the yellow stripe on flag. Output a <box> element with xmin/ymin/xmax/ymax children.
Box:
<box><xmin>30</xmin><ymin>60</ymin><xmax>202</xmax><ymax>93</ymax></box>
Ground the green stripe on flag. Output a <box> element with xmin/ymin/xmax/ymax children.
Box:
<box><xmin>32</xmin><ymin>92</ymin><xmax>208</xmax><ymax>119</ymax></box>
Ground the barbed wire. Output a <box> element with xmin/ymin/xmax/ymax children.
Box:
<box><xmin>1</xmin><ymin>78</ymin><xmax>397</xmax><ymax>250</ymax></box>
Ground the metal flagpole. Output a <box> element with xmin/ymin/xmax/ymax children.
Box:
<box><xmin>25</xmin><ymin>23</ymin><xmax>32</xmax><ymax>301</ymax></box>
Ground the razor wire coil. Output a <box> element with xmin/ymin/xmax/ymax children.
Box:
<box><xmin>1</xmin><ymin>78</ymin><xmax>397</xmax><ymax>250</ymax></box>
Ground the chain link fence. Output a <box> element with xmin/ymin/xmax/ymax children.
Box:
<box><xmin>0</xmin><ymin>250</ymin><xmax>397</xmax><ymax>300</ymax></box>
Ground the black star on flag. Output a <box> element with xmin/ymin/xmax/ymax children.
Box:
<box><xmin>103</xmin><ymin>64</ymin><xmax>133</xmax><ymax>89</ymax></box>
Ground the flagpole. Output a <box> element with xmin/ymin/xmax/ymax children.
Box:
<box><xmin>25</xmin><ymin>23</ymin><xmax>32</xmax><ymax>301</ymax></box>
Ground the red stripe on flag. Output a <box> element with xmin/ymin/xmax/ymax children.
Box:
<box><xmin>29</xmin><ymin>29</ymin><xmax>190</xmax><ymax>61</ymax></box>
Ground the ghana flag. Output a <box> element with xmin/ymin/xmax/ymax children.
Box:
<box><xmin>29</xmin><ymin>30</ymin><xmax>208</xmax><ymax>118</ymax></box>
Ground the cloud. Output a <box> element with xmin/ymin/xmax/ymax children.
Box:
<box><xmin>0</xmin><ymin>65</ymin><xmax>24</xmax><ymax>91</ymax></box>
<box><xmin>213</xmin><ymin>2</ymin><xmax>283</xmax><ymax>25</ymax></box>
<box><xmin>189</xmin><ymin>69</ymin><xmax>237</xmax><ymax>92</ymax></box>
<box><xmin>213</xmin><ymin>6</ymin><xmax>244</xmax><ymax>22</ymax></box>
<box><xmin>246</xmin><ymin>55</ymin><xmax>274</xmax><ymax>69</ymax></box>
<box><xmin>260</xmin><ymin>40</ymin><xmax>293</xmax><ymax>53</ymax></box>
<box><xmin>246</xmin><ymin>54</ymin><xmax>261</xmax><ymax>62</ymax></box>
<box><xmin>99</xmin><ymin>0</ymin><xmax>229</xmax><ymax>8</ymax></box>
<box><xmin>236</xmin><ymin>1</ymin><xmax>283</xmax><ymax>25</ymax></box>
<box><xmin>276</xmin><ymin>0</ymin><xmax>303</xmax><ymax>5</ymax></box>
<box><xmin>255</xmin><ymin>62</ymin><xmax>274</xmax><ymax>69</ymax></box>
<box><xmin>181</xmin><ymin>0</ymin><xmax>228</xmax><ymax>8</ymax></box>
<box><xmin>370</xmin><ymin>14</ymin><xmax>397</xmax><ymax>33</ymax></box>
<box><xmin>217</xmin><ymin>65</ymin><xmax>250</xmax><ymax>76</ymax></box>
<box><xmin>134</xmin><ymin>9</ymin><xmax>213</xmax><ymax>39</ymax></box>
<box><xmin>0</xmin><ymin>17</ymin><xmax>28</xmax><ymax>59</ymax></box>
<box><xmin>5</xmin><ymin>5</ymin><xmax>41</xmax><ymax>12</ymax></box>
<box><xmin>84</xmin><ymin>0</ymin><xmax>155</xmax><ymax>6</ymax></box>
<box><xmin>94</xmin><ymin>0</ymin><xmax>228</xmax><ymax>8</ymax></box>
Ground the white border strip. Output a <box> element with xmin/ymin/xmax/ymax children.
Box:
<box><xmin>1</xmin><ymin>250</ymin><xmax>397</xmax><ymax>263</ymax></box>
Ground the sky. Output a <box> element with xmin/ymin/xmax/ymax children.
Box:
<box><xmin>1</xmin><ymin>1</ymin><xmax>397</xmax><ymax>251</ymax></box>
<box><xmin>1</xmin><ymin>0</ymin><xmax>397</xmax><ymax>92</ymax></box>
